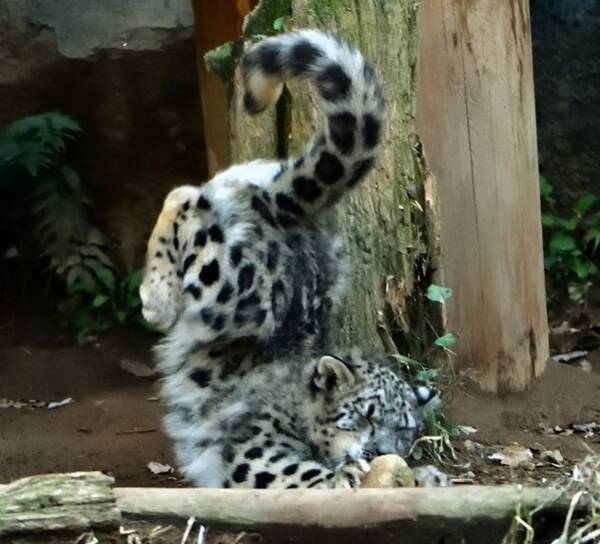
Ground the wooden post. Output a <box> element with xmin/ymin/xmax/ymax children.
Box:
<box><xmin>192</xmin><ymin>0</ymin><xmax>258</xmax><ymax>175</ymax></box>
<box><xmin>416</xmin><ymin>0</ymin><xmax>549</xmax><ymax>393</ymax></box>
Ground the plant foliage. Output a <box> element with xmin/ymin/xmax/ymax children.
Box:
<box><xmin>0</xmin><ymin>112</ymin><xmax>81</xmax><ymax>178</ymax></box>
<box><xmin>540</xmin><ymin>175</ymin><xmax>599</xmax><ymax>300</ymax></box>
<box><xmin>0</xmin><ymin>112</ymin><xmax>114</xmax><ymax>288</ymax></box>
<box><xmin>0</xmin><ymin>113</ymin><xmax>149</xmax><ymax>342</ymax></box>
<box><xmin>65</xmin><ymin>268</ymin><xmax>152</xmax><ymax>345</ymax></box>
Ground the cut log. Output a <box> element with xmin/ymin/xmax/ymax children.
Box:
<box><xmin>114</xmin><ymin>485</ymin><xmax>567</xmax><ymax>528</ymax></box>
<box><xmin>0</xmin><ymin>472</ymin><xmax>576</xmax><ymax>543</ymax></box>
<box><xmin>0</xmin><ymin>472</ymin><xmax>120</xmax><ymax>536</ymax></box>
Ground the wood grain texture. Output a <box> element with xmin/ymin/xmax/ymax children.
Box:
<box><xmin>192</xmin><ymin>0</ymin><xmax>257</xmax><ymax>174</ymax></box>
<box><xmin>416</xmin><ymin>0</ymin><xmax>549</xmax><ymax>392</ymax></box>
<box><xmin>0</xmin><ymin>472</ymin><xmax>573</xmax><ymax>542</ymax></box>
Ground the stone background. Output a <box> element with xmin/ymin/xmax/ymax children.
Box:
<box><xmin>0</xmin><ymin>0</ymin><xmax>206</xmax><ymax>269</ymax></box>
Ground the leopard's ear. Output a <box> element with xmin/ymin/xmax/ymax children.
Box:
<box><xmin>313</xmin><ymin>355</ymin><xmax>355</xmax><ymax>391</ymax></box>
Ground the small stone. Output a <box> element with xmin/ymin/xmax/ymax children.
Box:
<box><xmin>362</xmin><ymin>455</ymin><xmax>416</xmax><ymax>488</ymax></box>
<box><xmin>120</xmin><ymin>358</ymin><xmax>156</xmax><ymax>378</ymax></box>
<box><xmin>147</xmin><ymin>462</ymin><xmax>174</xmax><ymax>475</ymax></box>
<box><xmin>540</xmin><ymin>449</ymin><xmax>564</xmax><ymax>464</ymax></box>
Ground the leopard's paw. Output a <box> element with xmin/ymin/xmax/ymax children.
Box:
<box><xmin>331</xmin><ymin>458</ymin><xmax>370</xmax><ymax>489</ymax></box>
<box><xmin>139</xmin><ymin>277</ymin><xmax>181</xmax><ymax>331</ymax></box>
<box><xmin>413</xmin><ymin>465</ymin><xmax>451</xmax><ymax>487</ymax></box>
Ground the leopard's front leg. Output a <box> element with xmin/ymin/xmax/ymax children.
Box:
<box><xmin>326</xmin><ymin>458</ymin><xmax>371</xmax><ymax>489</ymax></box>
<box><xmin>283</xmin><ymin>458</ymin><xmax>370</xmax><ymax>489</ymax></box>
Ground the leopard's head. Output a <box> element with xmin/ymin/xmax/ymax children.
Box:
<box><xmin>306</xmin><ymin>351</ymin><xmax>439</xmax><ymax>465</ymax></box>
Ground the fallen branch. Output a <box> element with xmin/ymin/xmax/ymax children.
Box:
<box><xmin>0</xmin><ymin>471</ymin><xmax>575</xmax><ymax>538</ymax></box>
<box><xmin>114</xmin><ymin>485</ymin><xmax>568</xmax><ymax>528</ymax></box>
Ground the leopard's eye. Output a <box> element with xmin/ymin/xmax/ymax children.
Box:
<box><xmin>361</xmin><ymin>402</ymin><xmax>381</xmax><ymax>423</ymax></box>
<box><xmin>335</xmin><ymin>413</ymin><xmax>356</xmax><ymax>430</ymax></box>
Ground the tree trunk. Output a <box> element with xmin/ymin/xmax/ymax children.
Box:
<box><xmin>290</xmin><ymin>0</ymin><xmax>438</xmax><ymax>356</ymax></box>
<box><xmin>194</xmin><ymin>0</ymin><xmax>550</xmax><ymax>388</ymax></box>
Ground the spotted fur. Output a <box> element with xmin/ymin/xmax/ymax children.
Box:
<box><xmin>141</xmin><ymin>31</ymin><xmax>447</xmax><ymax>489</ymax></box>
<box><xmin>139</xmin><ymin>30</ymin><xmax>384</xmax><ymax>352</ymax></box>
<box><xmin>159</xmin><ymin>346</ymin><xmax>441</xmax><ymax>488</ymax></box>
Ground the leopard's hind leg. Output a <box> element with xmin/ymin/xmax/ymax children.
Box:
<box><xmin>140</xmin><ymin>185</ymin><xmax>201</xmax><ymax>331</ymax></box>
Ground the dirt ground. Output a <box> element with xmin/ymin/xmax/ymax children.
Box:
<box><xmin>1</xmin><ymin>299</ymin><xmax>599</xmax><ymax>543</ymax></box>
<box><xmin>0</xmin><ymin>304</ymin><xmax>176</xmax><ymax>488</ymax></box>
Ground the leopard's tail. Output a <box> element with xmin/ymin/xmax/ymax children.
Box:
<box><xmin>241</xmin><ymin>30</ymin><xmax>384</xmax><ymax>222</ymax></box>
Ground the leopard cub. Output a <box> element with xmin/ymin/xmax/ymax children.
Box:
<box><xmin>162</xmin><ymin>347</ymin><xmax>443</xmax><ymax>489</ymax></box>
<box><xmin>142</xmin><ymin>29</ymin><xmax>450</xmax><ymax>489</ymax></box>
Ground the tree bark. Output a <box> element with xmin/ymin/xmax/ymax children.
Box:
<box><xmin>114</xmin><ymin>485</ymin><xmax>568</xmax><ymax>528</ymax></box>
<box><xmin>289</xmin><ymin>0</ymin><xmax>438</xmax><ymax>357</ymax></box>
<box><xmin>0</xmin><ymin>472</ymin><xmax>119</xmax><ymax>536</ymax></box>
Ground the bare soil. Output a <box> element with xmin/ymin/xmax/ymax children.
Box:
<box><xmin>1</xmin><ymin>300</ymin><xmax>599</xmax><ymax>543</ymax></box>
<box><xmin>0</xmin><ymin>304</ymin><xmax>176</xmax><ymax>488</ymax></box>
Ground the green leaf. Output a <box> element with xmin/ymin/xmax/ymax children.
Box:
<box><xmin>543</xmin><ymin>255</ymin><xmax>556</xmax><ymax>270</ymax></box>
<box><xmin>73</xmin><ymin>310</ymin><xmax>95</xmax><ymax>330</ymax></box>
<box><xmin>115</xmin><ymin>309</ymin><xmax>128</xmax><ymax>323</ymax></box>
<box><xmin>204</xmin><ymin>41</ymin><xmax>242</xmax><ymax>82</ymax></box>
<box><xmin>92</xmin><ymin>294</ymin><xmax>109</xmax><ymax>307</ymax></box>
<box><xmin>575</xmin><ymin>194</ymin><xmax>596</xmax><ymax>215</ymax></box>
<box><xmin>584</xmin><ymin>211</ymin><xmax>600</xmax><ymax>229</ymax></box>
<box><xmin>94</xmin><ymin>267</ymin><xmax>116</xmax><ymax>291</ymax></box>
<box><xmin>549</xmin><ymin>233</ymin><xmax>577</xmax><ymax>253</ymax></box>
<box><xmin>414</xmin><ymin>368</ymin><xmax>439</xmax><ymax>383</ymax></box>
<box><xmin>0</xmin><ymin>113</ymin><xmax>80</xmax><ymax>178</ymax></box>
<box><xmin>242</xmin><ymin>0</ymin><xmax>292</xmax><ymax>37</ymax></box>
<box><xmin>273</xmin><ymin>16</ymin><xmax>287</xmax><ymax>31</ymax></box>
<box><xmin>77</xmin><ymin>329</ymin><xmax>92</xmax><ymax>346</ymax></box>
<box><xmin>583</xmin><ymin>227</ymin><xmax>600</xmax><ymax>253</ymax></box>
<box><xmin>541</xmin><ymin>213</ymin><xmax>556</xmax><ymax>227</ymax></box>
<box><xmin>67</xmin><ymin>280</ymin><xmax>95</xmax><ymax>295</ymax></box>
<box><xmin>123</xmin><ymin>270</ymin><xmax>143</xmax><ymax>291</ymax></box>
<box><xmin>573</xmin><ymin>260</ymin><xmax>590</xmax><ymax>280</ymax></box>
<box><xmin>539</xmin><ymin>175</ymin><xmax>553</xmax><ymax>198</ymax></box>
<box><xmin>434</xmin><ymin>333</ymin><xmax>456</xmax><ymax>348</ymax></box>
<box><xmin>426</xmin><ymin>284</ymin><xmax>453</xmax><ymax>303</ymax></box>
<box><xmin>558</xmin><ymin>217</ymin><xmax>578</xmax><ymax>231</ymax></box>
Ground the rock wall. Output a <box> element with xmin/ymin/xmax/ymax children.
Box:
<box><xmin>532</xmin><ymin>0</ymin><xmax>600</xmax><ymax>207</ymax></box>
<box><xmin>0</xmin><ymin>0</ymin><xmax>206</xmax><ymax>269</ymax></box>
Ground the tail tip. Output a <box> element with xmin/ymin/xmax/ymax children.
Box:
<box><xmin>243</xmin><ymin>91</ymin><xmax>264</xmax><ymax>115</ymax></box>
